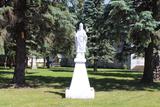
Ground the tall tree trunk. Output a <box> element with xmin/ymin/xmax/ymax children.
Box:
<box><xmin>153</xmin><ymin>51</ymin><xmax>160</xmax><ymax>80</ymax></box>
<box><xmin>93</xmin><ymin>57</ymin><xmax>97</xmax><ymax>72</ymax></box>
<box><xmin>139</xmin><ymin>0</ymin><xmax>157</xmax><ymax>82</ymax></box>
<box><xmin>4</xmin><ymin>55</ymin><xmax>7</xmax><ymax>69</ymax></box>
<box><xmin>12</xmin><ymin>0</ymin><xmax>27</xmax><ymax>86</ymax></box>
<box><xmin>25</xmin><ymin>57</ymin><xmax>28</xmax><ymax>68</ymax></box>
<box><xmin>13</xmin><ymin>31</ymin><xmax>26</xmax><ymax>85</ymax></box>
<box><xmin>152</xmin><ymin>0</ymin><xmax>160</xmax><ymax>81</ymax></box>
<box><xmin>9</xmin><ymin>56</ymin><xmax>13</xmax><ymax>69</ymax></box>
<box><xmin>46</xmin><ymin>56</ymin><xmax>50</xmax><ymax>68</ymax></box>
<box><xmin>141</xmin><ymin>42</ymin><xmax>154</xmax><ymax>83</ymax></box>
<box><xmin>9</xmin><ymin>55</ymin><xmax>14</xmax><ymax>69</ymax></box>
<box><xmin>43</xmin><ymin>57</ymin><xmax>46</xmax><ymax>68</ymax></box>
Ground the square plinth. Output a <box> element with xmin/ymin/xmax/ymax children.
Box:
<box><xmin>65</xmin><ymin>87</ymin><xmax>95</xmax><ymax>99</ymax></box>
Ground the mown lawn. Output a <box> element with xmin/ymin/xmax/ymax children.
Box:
<box><xmin>0</xmin><ymin>67</ymin><xmax>160</xmax><ymax>107</ymax></box>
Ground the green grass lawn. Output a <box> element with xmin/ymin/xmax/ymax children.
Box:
<box><xmin>0</xmin><ymin>67</ymin><xmax>160</xmax><ymax>107</ymax></box>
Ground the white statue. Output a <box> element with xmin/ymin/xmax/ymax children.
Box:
<box><xmin>65</xmin><ymin>23</ymin><xmax>94</xmax><ymax>99</ymax></box>
<box><xmin>75</xmin><ymin>23</ymin><xmax>87</xmax><ymax>58</ymax></box>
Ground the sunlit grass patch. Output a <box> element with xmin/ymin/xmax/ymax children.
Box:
<box><xmin>0</xmin><ymin>67</ymin><xmax>160</xmax><ymax>107</ymax></box>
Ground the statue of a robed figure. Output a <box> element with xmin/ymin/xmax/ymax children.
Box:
<box><xmin>75</xmin><ymin>23</ymin><xmax>87</xmax><ymax>58</ymax></box>
<box><xmin>65</xmin><ymin>23</ymin><xmax>95</xmax><ymax>99</ymax></box>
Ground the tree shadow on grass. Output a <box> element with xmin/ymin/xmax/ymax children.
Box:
<box><xmin>0</xmin><ymin>76</ymin><xmax>12</xmax><ymax>88</ymax></box>
<box><xmin>49</xmin><ymin>67</ymin><xmax>73</xmax><ymax>72</ymax></box>
<box><xmin>88</xmin><ymin>71</ymin><xmax>160</xmax><ymax>91</ymax></box>
<box><xmin>89</xmin><ymin>72</ymin><xmax>142</xmax><ymax>79</ymax></box>
<box><xmin>25</xmin><ymin>74</ymin><xmax>160</xmax><ymax>92</ymax></box>
<box><xmin>0</xmin><ymin>69</ymin><xmax>160</xmax><ymax>92</ymax></box>
<box><xmin>0</xmin><ymin>67</ymin><xmax>10</xmax><ymax>70</ymax></box>
<box><xmin>45</xmin><ymin>91</ymin><xmax>65</xmax><ymax>98</ymax></box>
<box><xmin>0</xmin><ymin>70</ymin><xmax>13</xmax><ymax>88</ymax></box>
<box><xmin>0</xmin><ymin>71</ymin><xmax>13</xmax><ymax>75</ymax></box>
<box><xmin>25</xmin><ymin>76</ymin><xmax>71</xmax><ymax>89</ymax></box>
<box><xmin>90</xmin><ymin>78</ymin><xmax>160</xmax><ymax>91</ymax></box>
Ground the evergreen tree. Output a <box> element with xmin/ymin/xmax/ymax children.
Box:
<box><xmin>0</xmin><ymin>5</ymin><xmax>16</xmax><ymax>68</ymax></box>
<box><xmin>133</xmin><ymin>0</ymin><xmax>160</xmax><ymax>83</ymax></box>
<box><xmin>104</xmin><ymin>0</ymin><xmax>160</xmax><ymax>83</ymax></box>
<box><xmin>0</xmin><ymin>0</ymin><xmax>77</xmax><ymax>86</ymax></box>
<box><xmin>83</xmin><ymin>0</ymin><xmax>115</xmax><ymax>72</ymax></box>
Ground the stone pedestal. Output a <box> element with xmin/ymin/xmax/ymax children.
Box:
<box><xmin>65</xmin><ymin>57</ymin><xmax>95</xmax><ymax>99</ymax></box>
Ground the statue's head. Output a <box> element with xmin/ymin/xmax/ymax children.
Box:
<box><xmin>79</xmin><ymin>23</ymin><xmax>83</xmax><ymax>30</ymax></box>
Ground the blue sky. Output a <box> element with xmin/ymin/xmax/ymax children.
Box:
<box><xmin>104</xmin><ymin>0</ymin><xmax>110</xmax><ymax>4</ymax></box>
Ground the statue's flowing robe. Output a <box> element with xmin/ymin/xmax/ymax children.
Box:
<box><xmin>75</xmin><ymin>30</ymin><xmax>87</xmax><ymax>53</ymax></box>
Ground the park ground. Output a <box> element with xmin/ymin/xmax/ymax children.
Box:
<box><xmin>0</xmin><ymin>67</ymin><xmax>160</xmax><ymax>107</ymax></box>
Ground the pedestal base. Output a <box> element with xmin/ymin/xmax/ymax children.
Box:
<box><xmin>65</xmin><ymin>57</ymin><xmax>95</xmax><ymax>99</ymax></box>
<box><xmin>65</xmin><ymin>87</ymin><xmax>95</xmax><ymax>99</ymax></box>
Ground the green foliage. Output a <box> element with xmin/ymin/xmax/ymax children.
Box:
<box><xmin>43</xmin><ymin>4</ymin><xmax>77</xmax><ymax>56</ymax></box>
<box><xmin>24</xmin><ymin>1</ymin><xmax>77</xmax><ymax>58</ymax></box>
<box><xmin>109</xmin><ymin>0</ymin><xmax>130</xmax><ymax>16</ymax></box>
<box><xmin>133</xmin><ymin>11</ymin><xmax>158</xmax><ymax>32</ymax></box>
<box><xmin>83</xmin><ymin>0</ymin><xmax>115</xmax><ymax>64</ymax></box>
<box><xmin>0</xmin><ymin>6</ymin><xmax>12</xmax><ymax>55</ymax></box>
<box><xmin>103</xmin><ymin>0</ymin><xmax>159</xmax><ymax>82</ymax></box>
<box><xmin>71</xmin><ymin>0</ymin><xmax>84</xmax><ymax>20</ymax></box>
<box><xmin>130</xmin><ymin>11</ymin><xmax>158</xmax><ymax>49</ymax></box>
<box><xmin>0</xmin><ymin>0</ymin><xmax>77</xmax><ymax>60</ymax></box>
<box><xmin>101</xmin><ymin>0</ymin><xmax>136</xmax><ymax>61</ymax></box>
<box><xmin>103</xmin><ymin>0</ymin><xmax>159</xmax><ymax>57</ymax></box>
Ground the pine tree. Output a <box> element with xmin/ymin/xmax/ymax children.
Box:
<box><xmin>0</xmin><ymin>0</ymin><xmax>77</xmax><ymax>85</ymax></box>
<box><xmin>83</xmin><ymin>0</ymin><xmax>115</xmax><ymax>72</ymax></box>
<box><xmin>104</xmin><ymin>0</ymin><xmax>160</xmax><ymax>83</ymax></box>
